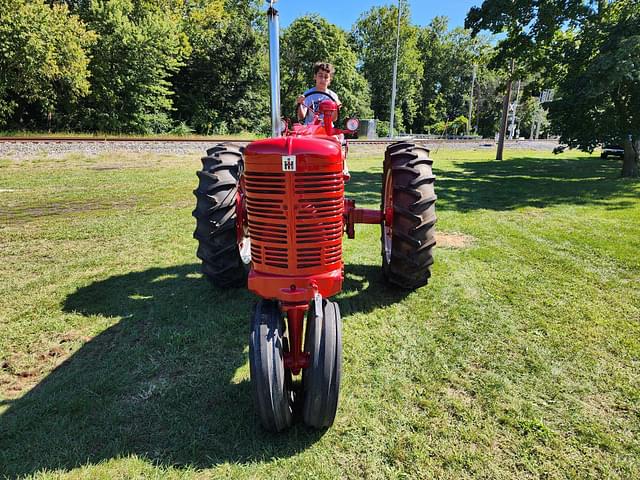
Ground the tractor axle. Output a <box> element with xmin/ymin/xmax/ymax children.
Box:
<box><xmin>344</xmin><ymin>198</ymin><xmax>384</xmax><ymax>239</ymax></box>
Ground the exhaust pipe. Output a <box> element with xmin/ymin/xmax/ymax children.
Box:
<box><xmin>267</xmin><ymin>1</ymin><xmax>281</xmax><ymax>138</ymax></box>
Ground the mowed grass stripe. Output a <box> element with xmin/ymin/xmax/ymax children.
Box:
<box><xmin>0</xmin><ymin>149</ymin><xmax>638</xmax><ymax>478</ymax></box>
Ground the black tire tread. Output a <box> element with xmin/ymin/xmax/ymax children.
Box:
<box><xmin>382</xmin><ymin>141</ymin><xmax>437</xmax><ymax>289</ymax></box>
<box><xmin>249</xmin><ymin>300</ymin><xmax>293</xmax><ymax>432</ymax></box>
<box><xmin>302</xmin><ymin>300</ymin><xmax>342</xmax><ymax>428</ymax></box>
<box><xmin>192</xmin><ymin>143</ymin><xmax>247</xmax><ymax>288</ymax></box>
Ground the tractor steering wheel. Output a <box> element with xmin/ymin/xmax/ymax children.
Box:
<box><xmin>303</xmin><ymin>90</ymin><xmax>338</xmax><ymax>113</ymax></box>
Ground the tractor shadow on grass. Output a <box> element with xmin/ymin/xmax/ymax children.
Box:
<box><xmin>348</xmin><ymin>155</ymin><xmax>638</xmax><ymax>212</ymax></box>
<box><xmin>0</xmin><ymin>262</ymin><xmax>409</xmax><ymax>477</ymax></box>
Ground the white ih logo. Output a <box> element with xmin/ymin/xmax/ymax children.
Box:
<box><xmin>282</xmin><ymin>155</ymin><xmax>296</xmax><ymax>172</ymax></box>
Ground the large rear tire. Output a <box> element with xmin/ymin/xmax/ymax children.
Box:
<box><xmin>249</xmin><ymin>300</ymin><xmax>294</xmax><ymax>432</ymax></box>
<box><xmin>192</xmin><ymin>143</ymin><xmax>248</xmax><ymax>288</ymax></box>
<box><xmin>302</xmin><ymin>299</ymin><xmax>342</xmax><ymax>429</ymax></box>
<box><xmin>381</xmin><ymin>142</ymin><xmax>437</xmax><ymax>289</ymax></box>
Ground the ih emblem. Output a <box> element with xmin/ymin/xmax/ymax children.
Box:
<box><xmin>282</xmin><ymin>155</ymin><xmax>296</xmax><ymax>172</ymax></box>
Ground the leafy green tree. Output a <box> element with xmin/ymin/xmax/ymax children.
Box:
<box><xmin>415</xmin><ymin>16</ymin><xmax>491</xmax><ymax>134</ymax></box>
<box><xmin>172</xmin><ymin>0</ymin><xmax>269</xmax><ymax>134</ymax></box>
<box><xmin>450</xmin><ymin>115</ymin><xmax>469</xmax><ymax>136</ymax></box>
<box><xmin>0</xmin><ymin>0</ymin><xmax>95</xmax><ymax>129</ymax></box>
<box><xmin>352</xmin><ymin>1</ymin><xmax>422</xmax><ymax>132</ymax></box>
<box><xmin>466</xmin><ymin>0</ymin><xmax>640</xmax><ymax>177</ymax></box>
<box><xmin>518</xmin><ymin>95</ymin><xmax>549</xmax><ymax>139</ymax></box>
<box><xmin>465</xmin><ymin>0</ymin><xmax>590</xmax><ymax>71</ymax></box>
<box><xmin>280</xmin><ymin>14</ymin><xmax>372</xmax><ymax>124</ymax></box>
<box><xmin>72</xmin><ymin>0</ymin><xmax>189</xmax><ymax>133</ymax></box>
<box><xmin>430</xmin><ymin>120</ymin><xmax>447</xmax><ymax>135</ymax></box>
<box><xmin>473</xmin><ymin>68</ymin><xmax>504</xmax><ymax>139</ymax></box>
<box><xmin>548</xmin><ymin>1</ymin><xmax>639</xmax><ymax>176</ymax></box>
<box><xmin>414</xmin><ymin>17</ymin><xmax>449</xmax><ymax>132</ymax></box>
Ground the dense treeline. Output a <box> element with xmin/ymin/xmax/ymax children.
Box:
<box><xmin>466</xmin><ymin>0</ymin><xmax>639</xmax><ymax>176</ymax></box>
<box><xmin>0</xmin><ymin>0</ymin><xmax>548</xmax><ymax>137</ymax></box>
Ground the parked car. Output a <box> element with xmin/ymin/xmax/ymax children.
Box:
<box><xmin>552</xmin><ymin>144</ymin><xmax>568</xmax><ymax>154</ymax></box>
<box><xmin>601</xmin><ymin>145</ymin><xmax>624</xmax><ymax>159</ymax></box>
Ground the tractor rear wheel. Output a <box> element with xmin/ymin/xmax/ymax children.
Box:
<box><xmin>249</xmin><ymin>299</ymin><xmax>294</xmax><ymax>432</ymax></box>
<box><xmin>192</xmin><ymin>143</ymin><xmax>248</xmax><ymax>288</ymax></box>
<box><xmin>302</xmin><ymin>299</ymin><xmax>342</xmax><ymax>428</ymax></box>
<box><xmin>381</xmin><ymin>142</ymin><xmax>437</xmax><ymax>289</ymax></box>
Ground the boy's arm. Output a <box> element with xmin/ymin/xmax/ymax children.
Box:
<box><xmin>296</xmin><ymin>95</ymin><xmax>307</xmax><ymax>121</ymax></box>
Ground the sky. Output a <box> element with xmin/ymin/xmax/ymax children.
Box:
<box><xmin>275</xmin><ymin>0</ymin><xmax>482</xmax><ymax>31</ymax></box>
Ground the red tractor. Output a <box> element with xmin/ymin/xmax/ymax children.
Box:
<box><xmin>192</xmin><ymin>3</ymin><xmax>436</xmax><ymax>431</ymax></box>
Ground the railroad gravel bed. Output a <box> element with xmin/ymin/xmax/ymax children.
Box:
<box><xmin>0</xmin><ymin>139</ymin><xmax>559</xmax><ymax>159</ymax></box>
<box><xmin>0</xmin><ymin>140</ymin><xmax>220</xmax><ymax>159</ymax></box>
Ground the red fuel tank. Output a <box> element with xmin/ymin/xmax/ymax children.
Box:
<box><xmin>243</xmin><ymin>135</ymin><xmax>344</xmax><ymax>301</ymax></box>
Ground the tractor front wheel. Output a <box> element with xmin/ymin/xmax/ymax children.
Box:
<box><xmin>249</xmin><ymin>299</ymin><xmax>294</xmax><ymax>432</ymax></box>
<box><xmin>381</xmin><ymin>142</ymin><xmax>437</xmax><ymax>289</ymax></box>
<box><xmin>302</xmin><ymin>299</ymin><xmax>342</xmax><ymax>428</ymax></box>
<box><xmin>192</xmin><ymin>143</ymin><xmax>249</xmax><ymax>288</ymax></box>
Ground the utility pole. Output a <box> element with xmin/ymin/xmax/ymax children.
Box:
<box><xmin>496</xmin><ymin>59</ymin><xmax>515</xmax><ymax>161</ymax></box>
<box><xmin>467</xmin><ymin>64</ymin><xmax>477</xmax><ymax>136</ymax></box>
<box><xmin>389</xmin><ymin>0</ymin><xmax>401</xmax><ymax>139</ymax></box>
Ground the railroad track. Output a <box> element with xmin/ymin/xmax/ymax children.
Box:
<box><xmin>0</xmin><ymin>136</ymin><xmax>487</xmax><ymax>145</ymax></box>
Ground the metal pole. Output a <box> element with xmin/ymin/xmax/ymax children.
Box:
<box><xmin>389</xmin><ymin>0</ymin><xmax>401</xmax><ymax>139</ymax></box>
<box><xmin>467</xmin><ymin>64</ymin><xmax>477</xmax><ymax>136</ymax></box>
<box><xmin>267</xmin><ymin>2</ymin><xmax>281</xmax><ymax>138</ymax></box>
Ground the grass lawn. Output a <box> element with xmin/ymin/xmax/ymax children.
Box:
<box><xmin>0</xmin><ymin>146</ymin><xmax>638</xmax><ymax>479</ymax></box>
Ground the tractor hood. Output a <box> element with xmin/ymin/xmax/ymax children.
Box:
<box><xmin>244</xmin><ymin>136</ymin><xmax>343</xmax><ymax>174</ymax></box>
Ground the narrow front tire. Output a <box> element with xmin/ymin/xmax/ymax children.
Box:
<box><xmin>249</xmin><ymin>300</ymin><xmax>293</xmax><ymax>432</ymax></box>
<box><xmin>302</xmin><ymin>299</ymin><xmax>342</xmax><ymax>428</ymax></box>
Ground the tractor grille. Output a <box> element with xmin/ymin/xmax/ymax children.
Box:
<box><xmin>244</xmin><ymin>171</ymin><xmax>343</xmax><ymax>273</ymax></box>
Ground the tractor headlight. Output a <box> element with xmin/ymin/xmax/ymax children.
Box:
<box><xmin>346</xmin><ymin>118</ymin><xmax>360</xmax><ymax>132</ymax></box>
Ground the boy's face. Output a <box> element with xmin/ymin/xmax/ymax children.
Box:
<box><xmin>314</xmin><ymin>69</ymin><xmax>332</xmax><ymax>90</ymax></box>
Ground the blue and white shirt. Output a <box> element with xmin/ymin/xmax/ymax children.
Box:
<box><xmin>302</xmin><ymin>88</ymin><xmax>340</xmax><ymax>125</ymax></box>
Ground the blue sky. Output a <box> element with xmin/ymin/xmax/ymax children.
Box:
<box><xmin>275</xmin><ymin>0</ymin><xmax>482</xmax><ymax>30</ymax></box>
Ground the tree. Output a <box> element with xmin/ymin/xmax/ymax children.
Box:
<box><xmin>0</xmin><ymin>0</ymin><xmax>95</xmax><ymax>129</ymax></box>
<box><xmin>171</xmin><ymin>0</ymin><xmax>269</xmax><ymax>134</ymax></box>
<box><xmin>465</xmin><ymin>0</ymin><xmax>590</xmax><ymax>71</ymax></box>
<box><xmin>71</xmin><ymin>0</ymin><xmax>189</xmax><ymax>133</ymax></box>
<box><xmin>466</xmin><ymin>0</ymin><xmax>640</xmax><ymax>177</ymax></box>
<box><xmin>415</xmin><ymin>17</ymin><xmax>491</xmax><ymax>135</ymax></box>
<box><xmin>473</xmin><ymin>68</ymin><xmax>505</xmax><ymax>139</ymax></box>
<box><xmin>519</xmin><ymin>95</ymin><xmax>549</xmax><ymax>139</ymax></box>
<box><xmin>280</xmin><ymin>14</ymin><xmax>371</xmax><ymax>124</ymax></box>
<box><xmin>450</xmin><ymin>115</ymin><xmax>469</xmax><ymax>136</ymax></box>
<box><xmin>352</xmin><ymin>1</ymin><xmax>422</xmax><ymax>132</ymax></box>
<box><xmin>548</xmin><ymin>1</ymin><xmax>639</xmax><ymax>176</ymax></box>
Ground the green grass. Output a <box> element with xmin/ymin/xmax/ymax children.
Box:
<box><xmin>0</xmin><ymin>147</ymin><xmax>639</xmax><ymax>479</ymax></box>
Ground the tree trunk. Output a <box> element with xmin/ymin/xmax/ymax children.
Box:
<box><xmin>621</xmin><ymin>136</ymin><xmax>639</xmax><ymax>178</ymax></box>
<box><xmin>497</xmin><ymin>60</ymin><xmax>515</xmax><ymax>161</ymax></box>
<box><xmin>496</xmin><ymin>78</ymin><xmax>512</xmax><ymax>161</ymax></box>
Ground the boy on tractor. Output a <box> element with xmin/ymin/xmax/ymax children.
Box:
<box><xmin>295</xmin><ymin>61</ymin><xmax>349</xmax><ymax>178</ymax></box>
<box><xmin>295</xmin><ymin>62</ymin><xmax>341</xmax><ymax>124</ymax></box>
